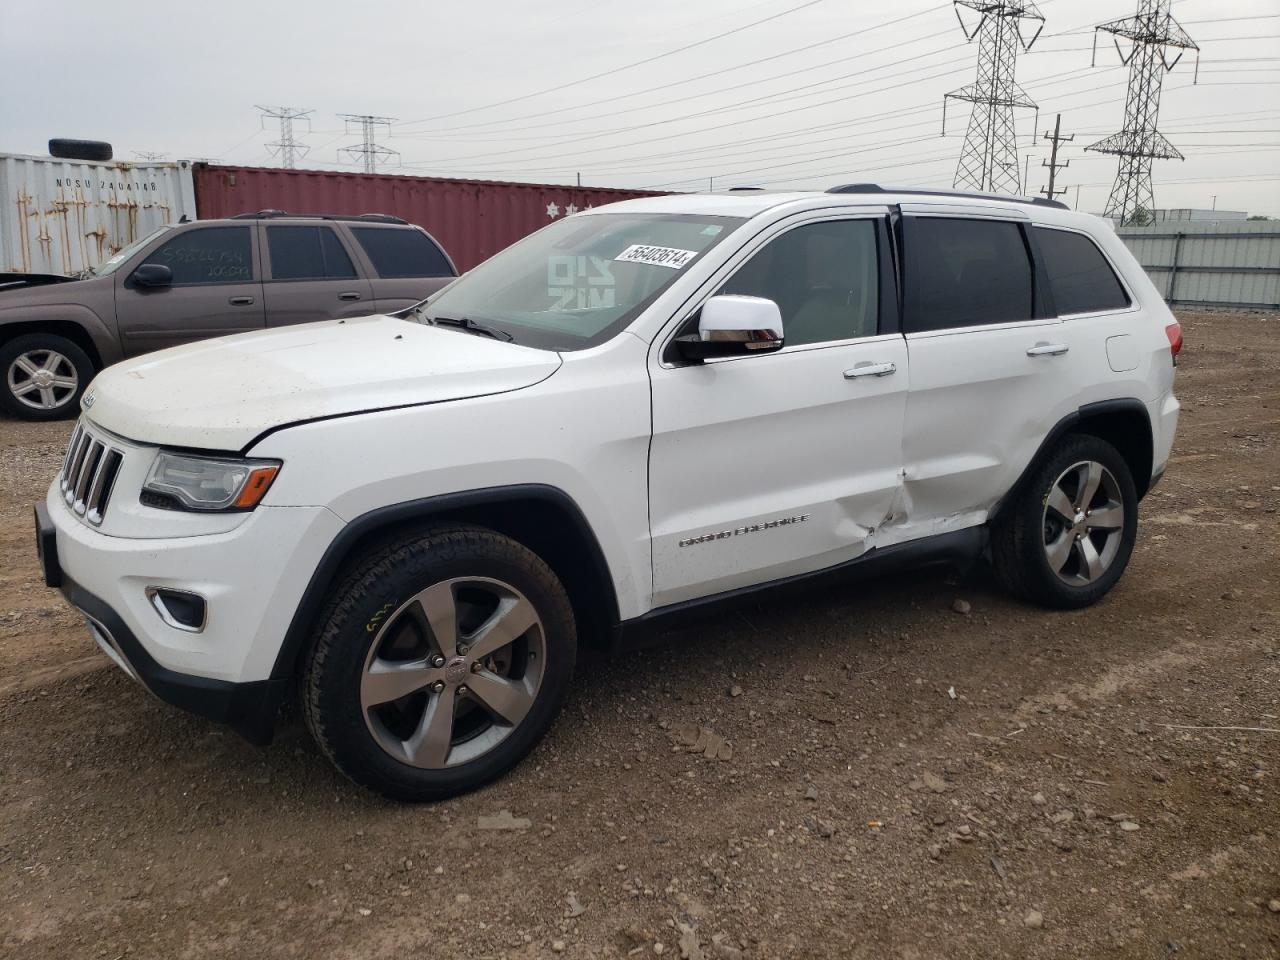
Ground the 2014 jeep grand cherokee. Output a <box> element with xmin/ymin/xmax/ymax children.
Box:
<box><xmin>35</xmin><ymin>186</ymin><xmax>1181</xmax><ymax>800</ymax></box>
<box><xmin>1</xmin><ymin>212</ymin><xmax>455</xmax><ymax>420</ymax></box>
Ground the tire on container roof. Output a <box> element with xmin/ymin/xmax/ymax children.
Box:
<box><xmin>48</xmin><ymin>139</ymin><xmax>113</xmax><ymax>162</ymax></box>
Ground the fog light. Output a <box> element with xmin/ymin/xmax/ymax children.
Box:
<box><xmin>146</xmin><ymin>587</ymin><xmax>207</xmax><ymax>633</ymax></box>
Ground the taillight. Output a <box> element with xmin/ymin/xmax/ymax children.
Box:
<box><xmin>1165</xmin><ymin>322</ymin><xmax>1183</xmax><ymax>364</ymax></box>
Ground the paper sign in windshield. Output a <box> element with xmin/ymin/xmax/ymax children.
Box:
<box><xmin>614</xmin><ymin>244</ymin><xmax>698</xmax><ymax>270</ymax></box>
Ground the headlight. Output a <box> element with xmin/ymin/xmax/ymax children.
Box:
<box><xmin>144</xmin><ymin>453</ymin><xmax>281</xmax><ymax>511</ymax></box>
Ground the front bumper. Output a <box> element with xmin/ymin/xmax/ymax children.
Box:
<box><xmin>36</xmin><ymin>490</ymin><xmax>343</xmax><ymax>743</ymax></box>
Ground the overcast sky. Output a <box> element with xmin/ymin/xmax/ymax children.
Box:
<box><xmin>6</xmin><ymin>0</ymin><xmax>1279</xmax><ymax>216</ymax></box>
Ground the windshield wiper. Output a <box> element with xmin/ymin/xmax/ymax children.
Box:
<box><xmin>428</xmin><ymin>316</ymin><xmax>515</xmax><ymax>342</ymax></box>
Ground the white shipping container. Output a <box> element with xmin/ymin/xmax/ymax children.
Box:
<box><xmin>1</xmin><ymin>153</ymin><xmax>197</xmax><ymax>277</ymax></box>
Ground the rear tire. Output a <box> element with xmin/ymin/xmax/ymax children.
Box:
<box><xmin>991</xmin><ymin>433</ymin><xmax>1139</xmax><ymax>609</ymax></box>
<box><xmin>0</xmin><ymin>333</ymin><xmax>94</xmax><ymax>421</ymax></box>
<box><xmin>303</xmin><ymin>525</ymin><xmax>576</xmax><ymax>801</ymax></box>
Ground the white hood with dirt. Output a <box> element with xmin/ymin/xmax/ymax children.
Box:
<box><xmin>82</xmin><ymin>315</ymin><xmax>561</xmax><ymax>451</ymax></box>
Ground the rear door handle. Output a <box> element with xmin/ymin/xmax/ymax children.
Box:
<box><xmin>227</xmin><ymin>296</ymin><xmax>255</xmax><ymax>306</ymax></box>
<box><xmin>338</xmin><ymin>292</ymin><xmax>362</xmax><ymax>301</ymax></box>
<box><xmin>1027</xmin><ymin>342</ymin><xmax>1069</xmax><ymax>357</ymax></box>
<box><xmin>844</xmin><ymin>361</ymin><xmax>897</xmax><ymax>379</ymax></box>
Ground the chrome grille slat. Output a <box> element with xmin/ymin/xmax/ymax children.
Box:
<box><xmin>58</xmin><ymin>420</ymin><xmax>123</xmax><ymax>526</ymax></box>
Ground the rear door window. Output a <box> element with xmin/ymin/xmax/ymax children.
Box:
<box><xmin>139</xmin><ymin>227</ymin><xmax>253</xmax><ymax>285</ymax></box>
<box><xmin>267</xmin><ymin>226</ymin><xmax>357</xmax><ymax>280</ymax></box>
<box><xmin>1035</xmin><ymin>226</ymin><xmax>1130</xmax><ymax>315</ymax></box>
<box><xmin>352</xmin><ymin>228</ymin><xmax>454</xmax><ymax>278</ymax></box>
<box><xmin>903</xmin><ymin>218</ymin><xmax>1033</xmax><ymax>332</ymax></box>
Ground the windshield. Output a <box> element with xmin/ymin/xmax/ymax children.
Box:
<box><xmin>92</xmin><ymin>225</ymin><xmax>172</xmax><ymax>277</ymax></box>
<box><xmin>418</xmin><ymin>212</ymin><xmax>743</xmax><ymax>350</ymax></box>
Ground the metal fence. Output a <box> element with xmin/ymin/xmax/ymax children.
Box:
<box><xmin>1116</xmin><ymin>221</ymin><xmax>1280</xmax><ymax>311</ymax></box>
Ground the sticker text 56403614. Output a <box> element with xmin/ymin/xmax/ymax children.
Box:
<box><xmin>614</xmin><ymin>244</ymin><xmax>699</xmax><ymax>270</ymax></box>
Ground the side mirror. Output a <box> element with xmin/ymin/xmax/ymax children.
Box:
<box><xmin>132</xmin><ymin>263</ymin><xmax>172</xmax><ymax>289</ymax></box>
<box><xmin>674</xmin><ymin>295</ymin><xmax>784</xmax><ymax>362</ymax></box>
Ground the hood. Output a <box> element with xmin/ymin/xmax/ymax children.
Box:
<box><xmin>0</xmin><ymin>274</ymin><xmax>100</xmax><ymax>304</ymax></box>
<box><xmin>84</xmin><ymin>314</ymin><xmax>562</xmax><ymax>451</ymax></box>
<box><xmin>0</xmin><ymin>271</ymin><xmax>81</xmax><ymax>293</ymax></box>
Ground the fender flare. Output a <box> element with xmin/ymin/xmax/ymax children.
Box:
<box><xmin>990</xmin><ymin>398</ymin><xmax>1154</xmax><ymax>523</ymax></box>
<box><xmin>0</xmin><ymin>303</ymin><xmax>121</xmax><ymax>366</ymax></box>
<box><xmin>268</xmin><ymin>483</ymin><xmax>621</xmax><ymax>681</ymax></box>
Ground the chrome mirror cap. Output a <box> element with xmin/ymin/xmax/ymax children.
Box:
<box><xmin>676</xmin><ymin>295</ymin><xmax>785</xmax><ymax>361</ymax></box>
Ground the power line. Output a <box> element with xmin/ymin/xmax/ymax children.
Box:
<box><xmin>256</xmin><ymin>105</ymin><xmax>313</xmax><ymax>169</ymax></box>
<box><xmin>394</xmin><ymin>0</ymin><xmax>837</xmax><ymax>128</ymax></box>
<box><xmin>394</xmin><ymin>5</ymin><xmax>954</xmax><ymax>136</ymax></box>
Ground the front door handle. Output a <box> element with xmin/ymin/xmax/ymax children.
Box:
<box><xmin>338</xmin><ymin>292</ymin><xmax>362</xmax><ymax>301</ymax></box>
<box><xmin>228</xmin><ymin>296</ymin><xmax>255</xmax><ymax>306</ymax></box>
<box><xmin>844</xmin><ymin>361</ymin><xmax>897</xmax><ymax>379</ymax></box>
<box><xmin>1027</xmin><ymin>342</ymin><xmax>1069</xmax><ymax>357</ymax></box>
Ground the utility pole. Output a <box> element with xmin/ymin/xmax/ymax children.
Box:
<box><xmin>943</xmin><ymin>1</ymin><xmax>1045</xmax><ymax>195</ymax></box>
<box><xmin>338</xmin><ymin>115</ymin><xmax>399</xmax><ymax>174</ymax></box>
<box><xmin>256</xmin><ymin>106</ymin><xmax>313</xmax><ymax>169</ymax></box>
<box><xmin>1085</xmin><ymin>0</ymin><xmax>1198</xmax><ymax>224</ymax></box>
<box><xmin>1041</xmin><ymin>113</ymin><xmax>1073</xmax><ymax>201</ymax></box>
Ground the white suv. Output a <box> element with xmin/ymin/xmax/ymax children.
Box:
<box><xmin>35</xmin><ymin>186</ymin><xmax>1182</xmax><ymax>800</ymax></box>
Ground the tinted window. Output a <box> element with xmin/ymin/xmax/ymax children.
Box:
<box><xmin>140</xmin><ymin>227</ymin><xmax>252</xmax><ymax>285</ymax></box>
<box><xmin>1036</xmin><ymin>227</ymin><xmax>1129</xmax><ymax>315</ymax></box>
<box><xmin>267</xmin><ymin>226</ymin><xmax>357</xmax><ymax>280</ymax></box>
<box><xmin>718</xmin><ymin>220</ymin><xmax>879</xmax><ymax>346</ymax></box>
<box><xmin>352</xmin><ymin>228</ymin><xmax>453</xmax><ymax>278</ymax></box>
<box><xmin>904</xmin><ymin>218</ymin><xmax>1033</xmax><ymax>332</ymax></box>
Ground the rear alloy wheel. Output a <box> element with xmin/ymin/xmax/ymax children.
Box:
<box><xmin>991</xmin><ymin>433</ymin><xmax>1139</xmax><ymax>609</ymax></box>
<box><xmin>304</xmin><ymin>526</ymin><xmax>575</xmax><ymax>801</ymax></box>
<box><xmin>0</xmin><ymin>333</ymin><xmax>94</xmax><ymax>421</ymax></box>
<box><xmin>1041</xmin><ymin>460</ymin><xmax>1126</xmax><ymax>587</ymax></box>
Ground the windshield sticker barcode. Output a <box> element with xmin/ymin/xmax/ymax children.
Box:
<box><xmin>613</xmin><ymin>244</ymin><xmax>699</xmax><ymax>270</ymax></box>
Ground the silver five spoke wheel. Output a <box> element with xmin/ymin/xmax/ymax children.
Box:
<box><xmin>1042</xmin><ymin>460</ymin><xmax>1125</xmax><ymax>586</ymax></box>
<box><xmin>7</xmin><ymin>349</ymin><xmax>79</xmax><ymax>411</ymax></box>
<box><xmin>360</xmin><ymin>577</ymin><xmax>545</xmax><ymax>769</ymax></box>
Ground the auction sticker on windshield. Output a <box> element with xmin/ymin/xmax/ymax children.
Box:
<box><xmin>614</xmin><ymin>244</ymin><xmax>699</xmax><ymax>269</ymax></box>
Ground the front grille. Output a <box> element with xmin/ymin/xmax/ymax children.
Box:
<box><xmin>59</xmin><ymin>423</ymin><xmax>123</xmax><ymax>526</ymax></box>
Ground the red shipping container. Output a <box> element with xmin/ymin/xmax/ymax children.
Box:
<box><xmin>191</xmin><ymin>164</ymin><xmax>666</xmax><ymax>272</ymax></box>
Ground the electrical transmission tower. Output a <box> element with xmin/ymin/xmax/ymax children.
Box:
<box><xmin>943</xmin><ymin>1</ymin><xmax>1045</xmax><ymax>195</ymax></box>
<box><xmin>1085</xmin><ymin>0</ymin><xmax>1198</xmax><ymax>225</ymax></box>
<box><xmin>338</xmin><ymin>115</ymin><xmax>400</xmax><ymax>174</ymax></box>
<box><xmin>132</xmin><ymin>150</ymin><xmax>168</xmax><ymax>161</ymax></box>
<box><xmin>257</xmin><ymin>106</ymin><xmax>313</xmax><ymax>169</ymax></box>
<box><xmin>1041</xmin><ymin>113</ymin><xmax>1073</xmax><ymax>201</ymax></box>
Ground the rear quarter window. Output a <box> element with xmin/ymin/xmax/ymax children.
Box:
<box><xmin>1035</xmin><ymin>226</ymin><xmax>1131</xmax><ymax>315</ymax></box>
<box><xmin>351</xmin><ymin>228</ymin><xmax>454</xmax><ymax>279</ymax></box>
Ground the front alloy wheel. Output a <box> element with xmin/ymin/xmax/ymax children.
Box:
<box><xmin>360</xmin><ymin>577</ymin><xmax>545</xmax><ymax>769</ymax></box>
<box><xmin>304</xmin><ymin>526</ymin><xmax>576</xmax><ymax>801</ymax></box>
<box><xmin>0</xmin><ymin>333</ymin><xmax>95</xmax><ymax>421</ymax></box>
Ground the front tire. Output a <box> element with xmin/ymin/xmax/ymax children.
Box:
<box><xmin>303</xmin><ymin>526</ymin><xmax>576</xmax><ymax>801</ymax></box>
<box><xmin>0</xmin><ymin>333</ymin><xmax>94</xmax><ymax>421</ymax></box>
<box><xmin>991</xmin><ymin>433</ymin><xmax>1139</xmax><ymax>609</ymax></box>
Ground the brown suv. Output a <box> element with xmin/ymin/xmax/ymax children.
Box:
<box><xmin>0</xmin><ymin>211</ymin><xmax>456</xmax><ymax>420</ymax></box>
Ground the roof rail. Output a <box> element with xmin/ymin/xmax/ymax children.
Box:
<box><xmin>727</xmin><ymin>186</ymin><xmax>766</xmax><ymax>192</ymax></box>
<box><xmin>825</xmin><ymin>183</ymin><xmax>1069</xmax><ymax>211</ymax></box>
<box><xmin>228</xmin><ymin>210</ymin><xmax>409</xmax><ymax>224</ymax></box>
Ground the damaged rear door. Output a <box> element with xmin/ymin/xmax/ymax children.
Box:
<box><xmin>647</xmin><ymin>212</ymin><xmax>908</xmax><ymax>608</ymax></box>
<box><xmin>895</xmin><ymin>207</ymin><xmax>1077</xmax><ymax>539</ymax></box>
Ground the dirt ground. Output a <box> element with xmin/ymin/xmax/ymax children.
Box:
<box><xmin>1</xmin><ymin>309</ymin><xmax>1277</xmax><ymax>960</ymax></box>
